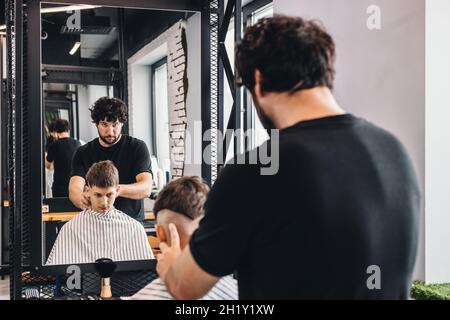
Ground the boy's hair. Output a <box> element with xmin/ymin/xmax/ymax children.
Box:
<box><xmin>236</xmin><ymin>15</ymin><xmax>336</xmax><ymax>93</ymax></box>
<box><xmin>85</xmin><ymin>160</ymin><xmax>119</xmax><ymax>188</ymax></box>
<box><xmin>153</xmin><ymin>176</ymin><xmax>210</xmax><ymax>220</ymax></box>
<box><xmin>89</xmin><ymin>97</ymin><xmax>128</xmax><ymax>124</ymax></box>
<box><xmin>54</xmin><ymin>119</ymin><xmax>71</xmax><ymax>133</ymax></box>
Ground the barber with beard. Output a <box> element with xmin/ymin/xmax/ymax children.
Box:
<box><xmin>69</xmin><ymin>97</ymin><xmax>153</xmax><ymax>221</ymax></box>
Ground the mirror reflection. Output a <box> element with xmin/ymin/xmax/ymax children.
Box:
<box><xmin>40</xmin><ymin>3</ymin><xmax>200</xmax><ymax>266</ymax></box>
<box><xmin>44</xmin><ymin>83</ymin><xmax>114</xmax><ymax>198</ymax></box>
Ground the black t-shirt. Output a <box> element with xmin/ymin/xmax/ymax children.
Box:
<box><xmin>47</xmin><ymin>137</ymin><xmax>81</xmax><ymax>197</ymax></box>
<box><xmin>71</xmin><ymin>135</ymin><xmax>152</xmax><ymax>221</ymax></box>
<box><xmin>190</xmin><ymin>114</ymin><xmax>420</xmax><ymax>299</ymax></box>
<box><xmin>45</xmin><ymin>136</ymin><xmax>56</xmax><ymax>152</ymax></box>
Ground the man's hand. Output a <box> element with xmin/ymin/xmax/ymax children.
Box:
<box><xmin>75</xmin><ymin>191</ymin><xmax>91</xmax><ymax>209</ymax></box>
<box><xmin>71</xmin><ymin>188</ymin><xmax>90</xmax><ymax>209</ymax></box>
<box><xmin>69</xmin><ymin>176</ymin><xmax>91</xmax><ymax>209</ymax></box>
<box><xmin>157</xmin><ymin>223</ymin><xmax>182</xmax><ymax>281</ymax></box>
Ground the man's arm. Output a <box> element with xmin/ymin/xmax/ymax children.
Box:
<box><xmin>69</xmin><ymin>176</ymin><xmax>90</xmax><ymax>209</ymax></box>
<box><xmin>118</xmin><ymin>172</ymin><xmax>153</xmax><ymax>200</ymax></box>
<box><xmin>157</xmin><ymin>223</ymin><xmax>219</xmax><ymax>300</ymax></box>
<box><xmin>45</xmin><ymin>151</ymin><xmax>54</xmax><ymax>169</ymax></box>
<box><xmin>45</xmin><ymin>157</ymin><xmax>54</xmax><ymax>170</ymax></box>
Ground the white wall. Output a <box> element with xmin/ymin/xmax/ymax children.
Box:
<box><xmin>184</xmin><ymin>12</ymin><xmax>202</xmax><ymax>177</ymax></box>
<box><xmin>77</xmin><ymin>84</ymin><xmax>110</xmax><ymax>143</ymax></box>
<box><xmin>129</xmin><ymin>65</ymin><xmax>152</xmax><ymax>151</ymax></box>
<box><xmin>425</xmin><ymin>0</ymin><xmax>450</xmax><ymax>284</ymax></box>
<box><xmin>274</xmin><ymin>0</ymin><xmax>426</xmax><ymax>280</ymax></box>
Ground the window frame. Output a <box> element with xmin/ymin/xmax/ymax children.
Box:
<box><xmin>242</xmin><ymin>0</ymin><xmax>273</xmax><ymax>150</ymax></box>
<box><xmin>242</xmin><ymin>0</ymin><xmax>273</xmax><ymax>21</ymax></box>
<box><xmin>150</xmin><ymin>57</ymin><xmax>168</xmax><ymax>159</ymax></box>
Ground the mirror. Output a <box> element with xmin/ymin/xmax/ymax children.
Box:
<box><xmin>40</xmin><ymin>2</ymin><xmax>201</xmax><ymax>266</ymax></box>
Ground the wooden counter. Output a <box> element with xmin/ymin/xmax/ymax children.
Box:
<box><xmin>42</xmin><ymin>211</ymin><xmax>155</xmax><ymax>221</ymax></box>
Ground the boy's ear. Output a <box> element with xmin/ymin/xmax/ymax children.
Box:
<box><xmin>156</xmin><ymin>224</ymin><xmax>166</xmax><ymax>243</ymax></box>
<box><xmin>116</xmin><ymin>185</ymin><xmax>120</xmax><ymax>194</ymax></box>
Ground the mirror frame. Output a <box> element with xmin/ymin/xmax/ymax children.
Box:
<box><xmin>27</xmin><ymin>0</ymin><xmax>210</xmax><ymax>275</ymax></box>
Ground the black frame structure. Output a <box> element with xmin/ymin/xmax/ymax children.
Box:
<box><xmin>217</xmin><ymin>0</ymin><xmax>272</xmax><ymax>164</ymax></box>
<box><xmin>5</xmin><ymin>0</ymin><xmax>226</xmax><ymax>300</ymax></box>
<box><xmin>1</xmin><ymin>34</ymin><xmax>9</xmax><ymax>276</ymax></box>
<box><xmin>7</xmin><ymin>0</ymin><xmax>25</xmax><ymax>299</ymax></box>
<box><xmin>217</xmin><ymin>0</ymin><xmax>242</xmax><ymax>175</ymax></box>
<box><xmin>242</xmin><ymin>0</ymin><xmax>272</xmax><ymax>151</ymax></box>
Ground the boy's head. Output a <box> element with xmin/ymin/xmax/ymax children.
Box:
<box><xmin>85</xmin><ymin>160</ymin><xmax>120</xmax><ymax>213</ymax></box>
<box><xmin>153</xmin><ymin>176</ymin><xmax>209</xmax><ymax>248</ymax></box>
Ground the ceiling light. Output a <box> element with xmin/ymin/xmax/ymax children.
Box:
<box><xmin>69</xmin><ymin>41</ymin><xmax>81</xmax><ymax>55</ymax></box>
<box><xmin>41</xmin><ymin>5</ymin><xmax>100</xmax><ymax>14</ymax></box>
<box><xmin>0</xmin><ymin>25</ymin><xmax>6</xmax><ymax>31</ymax></box>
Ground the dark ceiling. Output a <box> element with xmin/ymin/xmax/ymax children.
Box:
<box><xmin>1</xmin><ymin>1</ymin><xmax>5</xmax><ymax>26</ymax></box>
<box><xmin>41</xmin><ymin>6</ymin><xmax>189</xmax><ymax>67</ymax></box>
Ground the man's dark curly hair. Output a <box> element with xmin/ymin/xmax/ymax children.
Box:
<box><xmin>236</xmin><ymin>15</ymin><xmax>336</xmax><ymax>94</ymax></box>
<box><xmin>89</xmin><ymin>97</ymin><xmax>128</xmax><ymax>124</ymax></box>
<box><xmin>48</xmin><ymin>121</ymin><xmax>56</xmax><ymax>133</ymax></box>
<box><xmin>54</xmin><ymin>119</ymin><xmax>71</xmax><ymax>133</ymax></box>
<box><xmin>153</xmin><ymin>176</ymin><xmax>209</xmax><ymax>220</ymax></box>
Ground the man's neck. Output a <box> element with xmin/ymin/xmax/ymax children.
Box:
<box><xmin>264</xmin><ymin>87</ymin><xmax>346</xmax><ymax>130</ymax></box>
<box><xmin>98</xmin><ymin>134</ymin><xmax>122</xmax><ymax>148</ymax></box>
<box><xmin>57</xmin><ymin>132</ymin><xmax>70</xmax><ymax>139</ymax></box>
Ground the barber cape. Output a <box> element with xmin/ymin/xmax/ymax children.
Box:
<box><xmin>124</xmin><ymin>275</ymin><xmax>238</xmax><ymax>300</ymax></box>
<box><xmin>46</xmin><ymin>207</ymin><xmax>154</xmax><ymax>265</ymax></box>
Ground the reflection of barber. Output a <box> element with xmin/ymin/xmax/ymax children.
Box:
<box><xmin>45</xmin><ymin>119</ymin><xmax>81</xmax><ymax>197</ymax></box>
<box><xmin>69</xmin><ymin>97</ymin><xmax>153</xmax><ymax>221</ymax></box>
<box><xmin>45</xmin><ymin>121</ymin><xmax>57</xmax><ymax>152</ymax></box>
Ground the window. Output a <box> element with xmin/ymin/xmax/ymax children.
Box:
<box><xmin>243</xmin><ymin>0</ymin><xmax>273</xmax><ymax>150</ymax></box>
<box><xmin>150</xmin><ymin>58</ymin><xmax>170</xmax><ymax>173</ymax></box>
<box><xmin>222</xmin><ymin>0</ymin><xmax>273</xmax><ymax>164</ymax></box>
<box><xmin>248</xmin><ymin>1</ymin><xmax>273</xmax><ymax>25</ymax></box>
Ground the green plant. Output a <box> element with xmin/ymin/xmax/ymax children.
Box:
<box><xmin>411</xmin><ymin>281</ymin><xmax>450</xmax><ymax>300</ymax></box>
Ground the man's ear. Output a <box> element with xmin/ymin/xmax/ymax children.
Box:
<box><xmin>254</xmin><ymin>69</ymin><xmax>264</xmax><ymax>99</ymax></box>
<box><xmin>156</xmin><ymin>224</ymin><xmax>166</xmax><ymax>243</ymax></box>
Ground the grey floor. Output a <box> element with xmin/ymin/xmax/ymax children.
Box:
<box><xmin>0</xmin><ymin>276</ymin><xmax>10</xmax><ymax>300</ymax></box>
